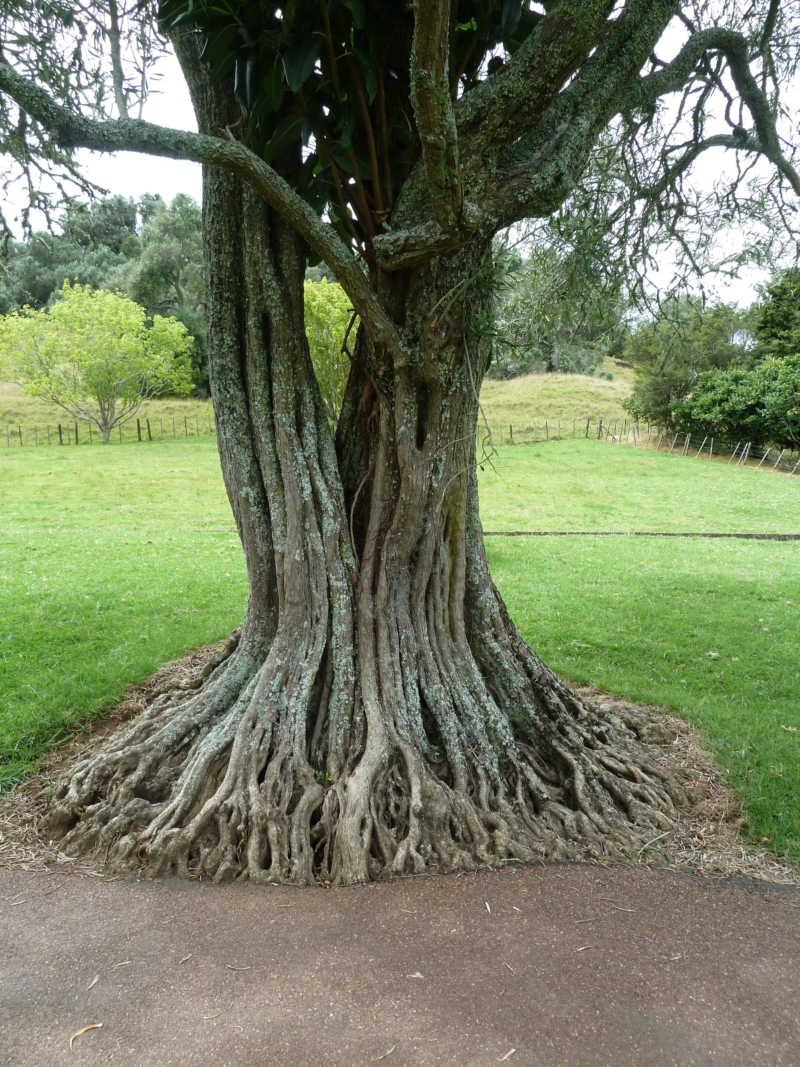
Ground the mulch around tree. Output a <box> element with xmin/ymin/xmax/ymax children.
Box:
<box><xmin>1</xmin><ymin>861</ymin><xmax>799</xmax><ymax>1066</ymax></box>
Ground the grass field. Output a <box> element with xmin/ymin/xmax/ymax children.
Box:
<box><xmin>1</xmin><ymin>432</ymin><xmax>798</xmax><ymax>864</ymax></box>
<box><xmin>478</xmin><ymin>437</ymin><xmax>800</xmax><ymax>533</ymax></box>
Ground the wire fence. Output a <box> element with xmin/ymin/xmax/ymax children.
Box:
<box><xmin>3</xmin><ymin>414</ymin><xmax>216</xmax><ymax>447</ymax></box>
<box><xmin>483</xmin><ymin>415</ymin><xmax>800</xmax><ymax>477</ymax></box>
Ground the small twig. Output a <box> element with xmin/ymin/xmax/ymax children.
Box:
<box><xmin>503</xmin><ymin>962</ymin><xmax>516</xmax><ymax>974</ymax></box>
<box><xmin>179</xmin><ymin>954</ymin><xmax>193</xmax><ymax>964</ymax></box>
<box><xmin>202</xmin><ymin>1011</ymin><xmax>222</xmax><ymax>1020</ymax></box>
<box><xmin>498</xmin><ymin>1050</ymin><xmax>516</xmax><ymax>1062</ymax></box>
<box><xmin>69</xmin><ymin>1024</ymin><xmax>102</xmax><ymax>1051</ymax></box>
<box><xmin>226</xmin><ymin>965</ymin><xmax>251</xmax><ymax>971</ymax></box>
<box><xmin>376</xmin><ymin>1045</ymin><xmax>397</xmax><ymax>1060</ymax></box>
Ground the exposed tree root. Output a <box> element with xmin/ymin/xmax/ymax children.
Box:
<box><xmin>47</xmin><ymin>616</ymin><xmax>694</xmax><ymax>886</ymax></box>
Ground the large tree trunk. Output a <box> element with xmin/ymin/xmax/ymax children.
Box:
<box><xmin>47</xmin><ymin>47</ymin><xmax>691</xmax><ymax>886</ymax></box>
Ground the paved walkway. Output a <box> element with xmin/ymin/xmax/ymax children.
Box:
<box><xmin>1</xmin><ymin>863</ymin><xmax>798</xmax><ymax>1067</ymax></box>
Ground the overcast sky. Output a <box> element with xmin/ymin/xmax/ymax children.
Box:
<box><xmin>74</xmin><ymin>49</ymin><xmax>203</xmax><ymax>209</ymax></box>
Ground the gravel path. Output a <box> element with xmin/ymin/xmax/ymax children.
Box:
<box><xmin>2</xmin><ymin>863</ymin><xmax>798</xmax><ymax>1067</ymax></box>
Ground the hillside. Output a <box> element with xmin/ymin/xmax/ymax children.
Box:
<box><xmin>479</xmin><ymin>360</ymin><xmax>636</xmax><ymax>439</ymax></box>
<box><xmin>1</xmin><ymin>361</ymin><xmax>636</xmax><ymax>443</ymax></box>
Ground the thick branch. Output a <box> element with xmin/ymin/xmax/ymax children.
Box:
<box><xmin>410</xmin><ymin>0</ymin><xmax>463</xmax><ymax>232</ymax></box>
<box><xmin>0</xmin><ymin>59</ymin><xmax>406</xmax><ymax>363</ymax></box>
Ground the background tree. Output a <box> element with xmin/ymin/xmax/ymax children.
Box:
<box><xmin>0</xmin><ymin>195</ymin><xmax>140</xmax><ymax>312</ymax></box>
<box><xmin>1</xmin><ymin>0</ymin><xmax>799</xmax><ymax>884</ymax></box>
<box><xmin>302</xmin><ymin>278</ymin><xmax>355</xmax><ymax>424</ymax></box>
<box><xmin>0</xmin><ymin>281</ymin><xmax>194</xmax><ymax>441</ymax></box>
<box><xmin>622</xmin><ymin>298</ymin><xmax>755</xmax><ymax>427</ymax></box>
<box><xmin>489</xmin><ymin>240</ymin><xmax>627</xmax><ymax>379</ymax></box>
<box><xmin>123</xmin><ymin>193</ymin><xmax>209</xmax><ymax>393</ymax></box>
<box><xmin>669</xmin><ymin>271</ymin><xmax>800</xmax><ymax>446</ymax></box>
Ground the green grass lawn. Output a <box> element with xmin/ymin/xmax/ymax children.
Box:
<box><xmin>1</xmin><ymin>434</ymin><xmax>798</xmax><ymax>864</ymax></box>
<box><xmin>478</xmin><ymin>438</ymin><xmax>800</xmax><ymax>533</ymax></box>
<box><xmin>0</xmin><ymin>439</ymin><xmax>245</xmax><ymax>786</ymax></box>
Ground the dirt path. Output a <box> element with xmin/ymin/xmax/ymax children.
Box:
<box><xmin>1</xmin><ymin>863</ymin><xmax>798</xmax><ymax>1067</ymax></box>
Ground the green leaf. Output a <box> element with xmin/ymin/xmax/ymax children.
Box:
<box><xmin>354</xmin><ymin>49</ymin><xmax>377</xmax><ymax>104</ymax></box>
<box><xmin>338</xmin><ymin>0</ymin><xmax>365</xmax><ymax>30</ymax></box>
<box><xmin>261</xmin><ymin>112</ymin><xmax>304</xmax><ymax>164</ymax></box>
<box><xmin>282</xmin><ymin>34</ymin><xmax>324</xmax><ymax>93</ymax></box>
<box><xmin>333</xmin><ymin>99</ymin><xmax>358</xmax><ymax>152</ymax></box>
<box><xmin>501</xmin><ymin>0</ymin><xmax>523</xmax><ymax>37</ymax></box>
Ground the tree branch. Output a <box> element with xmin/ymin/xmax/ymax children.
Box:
<box><xmin>409</xmin><ymin>0</ymin><xmax>463</xmax><ymax>232</ymax></box>
<box><xmin>626</xmin><ymin>27</ymin><xmax>800</xmax><ymax>197</ymax></box>
<box><xmin>0</xmin><ymin>59</ymin><xmax>406</xmax><ymax>364</ymax></box>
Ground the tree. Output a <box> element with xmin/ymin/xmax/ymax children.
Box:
<box><xmin>123</xmin><ymin>193</ymin><xmax>210</xmax><ymax>393</ymax></box>
<box><xmin>0</xmin><ymin>195</ymin><xmax>141</xmax><ymax>311</ymax></box>
<box><xmin>303</xmin><ymin>278</ymin><xmax>355</xmax><ymax>423</ymax></box>
<box><xmin>622</xmin><ymin>298</ymin><xmax>755</xmax><ymax>428</ymax></box>
<box><xmin>489</xmin><ymin>241</ymin><xmax>627</xmax><ymax>379</ymax></box>
<box><xmin>1</xmin><ymin>0</ymin><xmax>798</xmax><ymax>884</ymax></box>
<box><xmin>671</xmin><ymin>354</ymin><xmax>800</xmax><ymax>448</ymax></box>
<box><xmin>0</xmin><ymin>282</ymin><xmax>194</xmax><ymax>441</ymax></box>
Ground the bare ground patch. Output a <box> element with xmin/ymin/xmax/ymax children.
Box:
<box><xmin>1</xmin><ymin>656</ymin><xmax>797</xmax><ymax>885</ymax></box>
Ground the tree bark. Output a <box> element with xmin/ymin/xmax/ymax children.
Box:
<box><xmin>47</xmin><ymin>38</ymin><xmax>692</xmax><ymax>886</ymax></box>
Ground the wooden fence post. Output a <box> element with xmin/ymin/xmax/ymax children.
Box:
<box><xmin>772</xmin><ymin>449</ymin><xmax>786</xmax><ymax>471</ymax></box>
<box><xmin>58</xmin><ymin>423</ymin><xmax>63</xmax><ymax>445</ymax></box>
<box><xmin>74</xmin><ymin>422</ymin><xmax>79</xmax><ymax>445</ymax></box>
<box><xmin>728</xmin><ymin>442</ymin><xmax>740</xmax><ymax>464</ymax></box>
<box><xmin>585</xmin><ymin>417</ymin><xmax>590</xmax><ymax>437</ymax></box>
<box><xmin>756</xmin><ymin>448</ymin><xmax>770</xmax><ymax>469</ymax></box>
<box><xmin>695</xmin><ymin>436</ymin><xmax>707</xmax><ymax>458</ymax></box>
<box><xmin>18</xmin><ymin>425</ymin><xmax>23</xmax><ymax>446</ymax></box>
<box><xmin>147</xmin><ymin>418</ymin><xmax>152</xmax><ymax>441</ymax></box>
<box><xmin>184</xmin><ymin>417</ymin><xmax>188</xmax><ymax>436</ymax></box>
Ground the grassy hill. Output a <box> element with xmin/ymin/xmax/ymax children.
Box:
<box><xmin>479</xmin><ymin>360</ymin><xmax>636</xmax><ymax>439</ymax></box>
<box><xmin>1</xmin><ymin>361</ymin><xmax>636</xmax><ymax>444</ymax></box>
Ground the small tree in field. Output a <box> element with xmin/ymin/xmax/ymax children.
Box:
<box><xmin>0</xmin><ymin>282</ymin><xmax>194</xmax><ymax>442</ymax></box>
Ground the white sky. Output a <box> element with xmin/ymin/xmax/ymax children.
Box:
<box><xmin>73</xmin><ymin>49</ymin><xmax>203</xmax><ymax>209</ymax></box>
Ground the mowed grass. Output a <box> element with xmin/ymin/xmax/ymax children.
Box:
<box><xmin>1</xmin><ymin>432</ymin><xmax>798</xmax><ymax>864</ymax></box>
<box><xmin>478</xmin><ymin>438</ymin><xmax>800</xmax><ymax>533</ymax></box>
<box><xmin>0</xmin><ymin>438</ymin><xmax>245</xmax><ymax>785</ymax></box>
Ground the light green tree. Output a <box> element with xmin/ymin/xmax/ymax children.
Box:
<box><xmin>303</xmin><ymin>279</ymin><xmax>355</xmax><ymax>424</ymax></box>
<box><xmin>0</xmin><ymin>282</ymin><xmax>193</xmax><ymax>442</ymax></box>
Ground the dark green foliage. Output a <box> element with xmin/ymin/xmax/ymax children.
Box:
<box><xmin>622</xmin><ymin>298</ymin><xmax>754</xmax><ymax>428</ymax></box>
<box><xmin>753</xmin><ymin>268</ymin><xmax>800</xmax><ymax>361</ymax></box>
<box><xmin>0</xmin><ymin>195</ymin><xmax>140</xmax><ymax>311</ymax></box>
<box><xmin>157</xmin><ymin>0</ymin><xmax>545</xmax><ymax>254</ymax></box>
<box><xmin>672</xmin><ymin>355</ymin><xmax>800</xmax><ymax>449</ymax></box>
<box><xmin>652</xmin><ymin>274</ymin><xmax>800</xmax><ymax>446</ymax></box>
